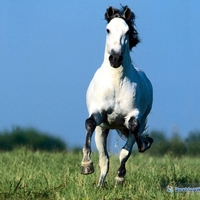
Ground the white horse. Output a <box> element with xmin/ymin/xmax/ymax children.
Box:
<box><xmin>81</xmin><ymin>5</ymin><xmax>153</xmax><ymax>187</ymax></box>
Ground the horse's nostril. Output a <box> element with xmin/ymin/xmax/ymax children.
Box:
<box><xmin>118</xmin><ymin>55</ymin><xmax>123</xmax><ymax>63</ymax></box>
<box><xmin>109</xmin><ymin>55</ymin><xmax>115</xmax><ymax>63</ymax></box>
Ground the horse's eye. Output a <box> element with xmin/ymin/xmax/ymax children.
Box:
<box><xmin>106</xmin><ymin>29</ymin><xmax>110</xmax><ymax>34</ymax></box>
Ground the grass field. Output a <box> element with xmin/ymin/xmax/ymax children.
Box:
<box><xmin>0</xmin><ymin>148</ymin><xmax>200</xmax><ymax>199</ymax></box>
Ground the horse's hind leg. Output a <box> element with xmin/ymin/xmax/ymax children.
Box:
<box><xmin>115</xmin><ymin>130</ymin><xmax>135</xmax><ymax>186</ymax></box>
<box><xmin>81</xmin><ymin>115</ymin><xmax>96</xmax><ymax>175</ymax></box>
<box><xmin>95</xmin><ymin>126</ymin><xmax>109</xmax><ymax>187</ymax></box>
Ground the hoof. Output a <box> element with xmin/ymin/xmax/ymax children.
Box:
<box><xmin>81</xmin><ymin>161</ymin><xmax>94</xmax><ymax>175</ymax></box>
<box><xmin>138</xmin><ymin>136</ymin><xmax>153</xmax><ymax>153</ymax></box>
<box><xmin>115</xmin><ymin>176</ymin><xmax>124</xmax><ymax>187</ymax></box>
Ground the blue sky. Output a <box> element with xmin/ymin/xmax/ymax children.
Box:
<box><xmin>1</xmin><ymin>1</ymin><xmax>200</xmax><ymax>149</ymax></box>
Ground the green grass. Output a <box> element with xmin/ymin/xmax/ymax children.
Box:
<box><xmin>0</xmin><ymin>149</ymin><xmax>200</xmax><ymax>199</ymax></box>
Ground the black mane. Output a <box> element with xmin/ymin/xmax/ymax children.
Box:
<box><xmin>105</xmin><ymin>5</ymin><xmax>140</xmax><ymax>50</ymax></box>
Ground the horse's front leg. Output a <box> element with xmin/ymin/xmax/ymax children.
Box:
<box><xmin>95</xmin><ymin>126</ymin><xmax>109</xmax><ymax>187</ymax></box>
<box><xmin>115</xmin><ymin>129</ymin><xmax>135</xmax><ymax>186</ymax></box>
<box><xmin>81</xmin><ymin>113</ymin><xmax>103</xmax><ymax>175</ymax></box>
<box><xmin>81</xmin><ymin>115</ymin><xmax>96</xmax><ymax>174</ymax></box>
<box><xmin>128</xmin><ymin>116</ymin><xmax>153</xmax><ymax>152</ymax></box>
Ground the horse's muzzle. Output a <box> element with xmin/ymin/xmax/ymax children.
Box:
<box><xmin>109</xmin><ymin>55</ymin><xmax>123</xmax><ymax>68</ymax></box>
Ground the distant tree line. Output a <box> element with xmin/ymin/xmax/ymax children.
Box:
<box><xmin>0</xmin><ymin>127</ymin><xmax>67</xmax><ymax>151</ymax></box>
<box><xmin>1</xmin><ymin>127</ymin><xmax>200</xmax><ymax>156</ymax></box>
<box><xmin>147</xmin><ymin>130</ymin><xmax>200</xmax><ymax>157</ymax></box>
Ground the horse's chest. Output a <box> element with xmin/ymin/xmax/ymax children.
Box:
<box><xmin>102</xmin><ymin>83</ymin><xmax>136</xmax><ymax>125</ymax></box>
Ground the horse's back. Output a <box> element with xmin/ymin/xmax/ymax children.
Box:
<box><xmin>137</xmin><ymin>68</ymin><xmax>153</xmax><ymax>114</ymax></box>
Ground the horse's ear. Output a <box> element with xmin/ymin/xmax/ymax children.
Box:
<box><xmin>105</xmin><ymin>6</ymin><xmax>115</xmax><ymax>21</ymax></box>
<box><xmin>123</xmin><ymin>7</ymin><xmax>131</xmax><ymax>20</ymax></box>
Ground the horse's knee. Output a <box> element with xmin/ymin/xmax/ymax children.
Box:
<box><xmin>128</xmin><ymin>116</ymin><xmax>144</xmax><ymax>151</ymax></box>
<box><xmin>85</xmin><ymin>115</ymin><xmax>96</xmax><ymax>132</ymax></box>
<box><xmin>128</xmin><ymin>116</ymin><xmax>139</xmax><ymax>133</ymax></box>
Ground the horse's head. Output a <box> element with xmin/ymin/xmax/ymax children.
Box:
<box><xmin>105</xmin><ymin>6</ymin><xmax>140</xmax><ymax>68</ymax></box>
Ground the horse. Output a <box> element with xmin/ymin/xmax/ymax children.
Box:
<box><xmin>81</xmin><ymin>5</ymin><xmax>153</xmax><ymax>187</ymax></box>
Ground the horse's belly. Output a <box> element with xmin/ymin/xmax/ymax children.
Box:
<box><xmin>101</xmin><ymin>111</ymin><xmax>126</xmax><ymax>129</ymax></box>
